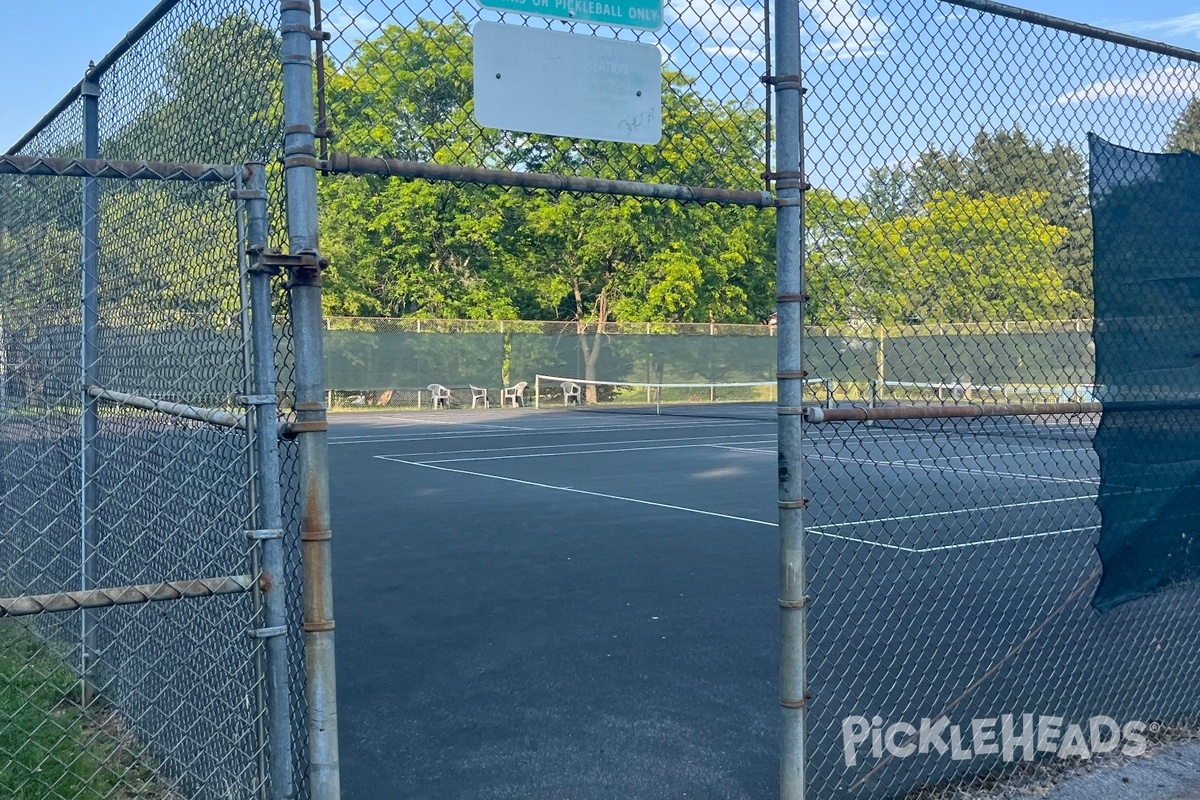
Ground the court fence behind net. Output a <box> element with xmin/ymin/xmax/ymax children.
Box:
<box><xmin>322</xmin><ymin>316</ymin><xmax>1096</xmax><ymax>413</ymax></box>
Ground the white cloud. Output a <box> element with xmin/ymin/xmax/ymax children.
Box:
<box><xmin>669</xmin><ymin>0</ymin><xmax>886</xmax><ymax>62</ymax></box>
<box><xmin>804</xmin><ymin>0</ymin><xmax>890</xmax><ymax>61</ymax></box>
<box><xmin>326</xmin><ymin>2</ymin><xmax>381</xmax><ymax>37</ymax></box>
<box><xmin>1121</xmin><ymin>12</ymin><xmax>1200</xmax><ymax>39</ymax></box>
<box><xmin>703</xmin><ymin>44</ymin><xmax>765</xmax><ymax>61</ymax></box>
<box><xmin>669</xmin><ymin>0</ymin><xmax>764</xmax><ymax>50</ymax></box>
<box><xmin>1055</xmin><ymin>65</ymin><xmax>1200</xmax><ymax>104</ymax></box>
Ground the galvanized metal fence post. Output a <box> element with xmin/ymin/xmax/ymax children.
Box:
<box><xmin>243</xmin><ymin>162</ymin><xmax>296</xmax><ymax>800</ymax></box>
<box><xmin>279</xmin><ymin>2</ymin><xmax>342</xmax><ymax>797</ymax></box>
<box><xmin>773</xmin><ymin>0</ymin><xmax>809</xmax><ymax>796</ymax></box>
<box><xmin>80</xmin><ymin>65</ymin><xmax>101</xmax><ymax>708</ymax></box>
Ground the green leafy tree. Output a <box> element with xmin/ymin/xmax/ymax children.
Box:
<box><xmin>104</xmin><ymin>12</ymin><xmax>281</xmax><ymax>163</ymax></box>
<box><xmin>1166</xmin><ymin>98</ymin><xmax>1200</xmax><ymax>154</ymax></box>
<box><xmin>318</xmin><ymin>18</ymin><xmax>775</xmax><ymax>353</ymax></box>
<box><xmin>865</xmin><ymin>191</ymin><xmax>1078</xmax><ymax>323</ymax></box>
<box><xmin>857</xmin><ymin>130</ymin><xmax>1090</xmax><ymax>315</ymax></box>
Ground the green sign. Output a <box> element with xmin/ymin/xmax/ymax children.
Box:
<box><xmin>478</xmin><ymin>0</ymin><xmax>663</xmax><ymax>31</ymax></box>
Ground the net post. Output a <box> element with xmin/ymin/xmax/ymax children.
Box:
<box><xmin>79</xmin><ymin>65</ymin><xmax>101</xmax><ymax>709</ymax></box>
<box><xmin>773</xmin><ymin>0</ymin><xmax>808</xmax><ymax>794</ymax></box>
<box><xmin>280</xmin><ymin>1</ymin><xmax>342</xmax><ymax>797</ymax></box>
<box><xmin>535</xmin><ymin>375</ymin><xmax>540</xmax><ymax>409</ymax></box>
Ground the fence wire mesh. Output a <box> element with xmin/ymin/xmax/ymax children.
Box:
<box><xmin>802</xmin><ymin>1</ymin><xmax>1200</xmax><ymax>798</ymax></box>
<box><xmin>8</xmin><ymin>0</ymin><xmax>1200</xmax><ymax>797</ymax></box>
<box><xmin>319</xmin><ymin>0</ymin><xmax>770</xmax><ymax>188</ymax></box>
<box><xmin>0</xmin><ymin>2</ymin><xmax>307</xmax><ymax>799</ymax></box>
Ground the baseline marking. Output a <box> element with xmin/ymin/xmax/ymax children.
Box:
<box><xmin>411</xmin><ymin>439</ymin><xmax>783</xmax><ymax>464</ymax></box>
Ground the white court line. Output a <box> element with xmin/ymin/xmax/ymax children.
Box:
<box><xmin>376</xmin><ymin>455</ymin><xmax>779</xmax><ymax>528</ymax></box>
<box><xmin>415</xmin><ymin>441</ymin><xmax>768</xmax><ymax>465</ymax></box>
<box><xmin>365</xmin><ymin>415</ymin><xmax>539</xmax><ymax>431</ymax></box>
<box><xmin>911</xmin><ymin>526</ymin><xmax>1099</xmax><ymax>553</ymax></box>
<box><xmin>406</xmin><ymin>438</ymin><xmax>785</xmax><ymax>464</ymax></box>
<box><xmin>710</xmin><ymin>443</ymin><xmax>776</xmax><ymax>454</ymax></box>
<box><xmin>905</xmin><ymin>447</ymin><xmax>1093</xmax><ymax>465</ymax></box>
<box><xmin>809</xmin><ymin>453</ymin><xmax>1099</xmax><ymax>486</ymax></box>
<box><xmin>810</xmin><ymin>494</ymin><xmax>1098</xmax><ymax>529</ymax></box>
<box><xmin>375</xmin><ymin>456</ymin><xmax>1091</xmax><ymax>554</ymax></box>
<box><xmin>377</xmin><ymin>433</ymin><xmax>780</xmax><ymax>460</ymax></box>
<box><xmin>329</xmin><ymin>418</ymin><xmax>772</xmax><ymax>445</ymax></box>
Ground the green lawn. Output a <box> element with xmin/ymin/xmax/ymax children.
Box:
<box><xmin>0</xmin><ymin>623</ymin><xmax>168</xmax><ymax>800</ymax></box>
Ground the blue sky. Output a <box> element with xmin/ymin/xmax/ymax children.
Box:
<box><xmin>4</xmin><ymin>0</ymin><xmax>1200</xmax><ymax>164</ymax></box>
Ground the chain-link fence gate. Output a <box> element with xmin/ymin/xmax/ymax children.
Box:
<box><xmin>1</xmin><ymin>1</ymin><xmax>337</xmax><ymax>799</ymax></box>
<box><xmin>7</xmin><ymin>0</ymin><xmax>1200</xmax><ymax>798</ymax></box>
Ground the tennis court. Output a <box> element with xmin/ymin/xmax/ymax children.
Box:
<box><xmin>327</xmin><ymin>397</ymin><xmax>1121</xmax><ymax>799</ymax></box>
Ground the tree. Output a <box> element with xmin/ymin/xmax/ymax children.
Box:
<box><xmin>1166</xmin><ymin>98</ymin><xmax>1200</xmax><ymax>154</ymax></box>
<box><xmin>857</xmin><ymin>129</ymin><xmax>1091</xmax><ymax>315</ymax></box>
<box><xmin>318</xmin><ymin>18</ymin><xmax>775</xmax><ymax>344</ymax></box>
<box><xmin>103</xmin><ymin>12</ymin><xmax>281</xmax><ymax>163</ymax></box>
<box><xmin>865</xmin><ymin>191</ymin><xmax>1078</xmax><ymax>323</ymax></box>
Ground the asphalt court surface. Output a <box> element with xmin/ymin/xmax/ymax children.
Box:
<box><xmin>327</xmin><ymin>407</ymin><xmax>1102</xmax><ymax>799</ymax></box>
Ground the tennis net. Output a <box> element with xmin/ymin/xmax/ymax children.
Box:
<box><xmin>532</xmin><ymin>374</ymin><xmax>829</xmax><ymax>420</ymax></box>
<box><xmin>825</xmin><ymin>379</ymin><xmax>1101</xmax><ymax>442</ymax></box>
<box><xmin>869</xmin><ymin>379</ymin><xmax>1097</xmax><ymax>405</ymax></box>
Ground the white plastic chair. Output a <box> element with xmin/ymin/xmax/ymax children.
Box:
<box><xmin>470</xmin><ymin>384</ymin><xmax>490</xmax><ymax>409</ymax></box>
<box><xmin>501</xmin><ymin>381</ymin><xmax>528</xmax><ymax>408</ymax></box>
<box><xmin>428</xmin><ymin>383</ymin><xmax>451</xmax><ymax>409</ymax></box>
<box><xmin>561</xmin><ymin>381</ymin><xmax>581</xmax><ymax>406</ymax></box>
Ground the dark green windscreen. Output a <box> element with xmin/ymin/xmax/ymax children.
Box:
<box><xmin>1090</xmin><ymin>134</ymin><xmax>1200</xmax><ymax>611</ymax></box>
<box><xmin>325</xmin><ymin>331</ymin><xmax>504</xmax><ymax>389</ymax></box>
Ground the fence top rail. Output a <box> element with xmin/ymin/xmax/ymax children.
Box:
<box><xmin>9</xmin><ymin>0</ymin><xmax>1200</xmax><ymax>158</ymax></box>
<box><xmin>940</xmin><ymin>0</ymin><xmax>1200</xmax><ymax>64</ymax></box>
<box><xmin>6</xmin><ymin>0</ymin><xmax>186</xmax><ymax>155</ymax></box>
<box><xmin>0</xmin><ymin>155</ymin><xmax>238</xmax><ymax>182</ymax></box>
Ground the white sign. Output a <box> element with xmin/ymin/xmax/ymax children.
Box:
<box><xmin>473</xmin><ymin>22</ymin><xmax>662</xmax><ymax>146</ymax></box>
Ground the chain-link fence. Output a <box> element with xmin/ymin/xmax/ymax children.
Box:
<box><xmin>0</xmin><ymin>2</ymin><xmax>323</xmax><ymax>799</ymax></box>
<box><xmin>800</xmin><ymin>1</ymin><xmax>1200</xmax><ymax>798</ymax></box>
<box><xmin>8</xmin><ymin>0</ymin><xmax>1200</xmax><ymax>798</ymax></box>
<box><xmin>321</xmin><ymin>316</ymin><xmax>1096</xmax><ymax>412</ymax></box>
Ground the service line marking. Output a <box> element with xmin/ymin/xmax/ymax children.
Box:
<box><xmin>330</xmin><ymin>418</ymin><xmax>772</xmax><ymax>445</ymax></box>
<box><xmin>810</xmin><ymin>494</ymin><xmax>1097</xmax><ymax>529</ymax></box>
<box><xmin>808</xmin><ymin>453</ymin><xmax>1099</xmax><ymax>486</ymax></box>
<box><xmin>376</xmin><ymin>456</ymin><xmax>1092</xmax><ymax>553</ymax></box>
<box><xmin>378</xmin><ymin>433</ymin><xmax>780</xmax><ymax>461</ymax></box>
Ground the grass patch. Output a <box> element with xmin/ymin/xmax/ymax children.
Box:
<box><xmin>0</xmin><ymin>622</ymin><xmax>173</xmax><ymax>799</ymax></box>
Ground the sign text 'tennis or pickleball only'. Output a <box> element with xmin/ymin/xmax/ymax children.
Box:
<box><xmin>478</xmin><ymin>0</ymin><xmax>663</xmax><ymax>30</ymax></box>
<box><xmin>473</xmin><ymin>22</ymin><xmax>663</xmax><ymax>145</ymax></box>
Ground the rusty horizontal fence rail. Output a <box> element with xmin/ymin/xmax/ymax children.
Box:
<box><xmin>804</xmin><ymin>401</ymin><xmax>1104</xmax><ymax>423</ymax></box>
<box><xmin>88</xmin><ymin>385</ymin><xmax>247</xmax><ymax>430</ymax></box>
<box><xmin>0</xmin><ymin>575</ymin><xmax>257</xmax><ymax>617</ymax></box>
<box><xmin>0</xmin><ymin>155</ymin><xmax>236</xmax><ymax>182</ymax></box>
<box><xmin>324</xmin><ymin>152</ymin><xmax>775</xmax><ymax>207</ymax></box>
